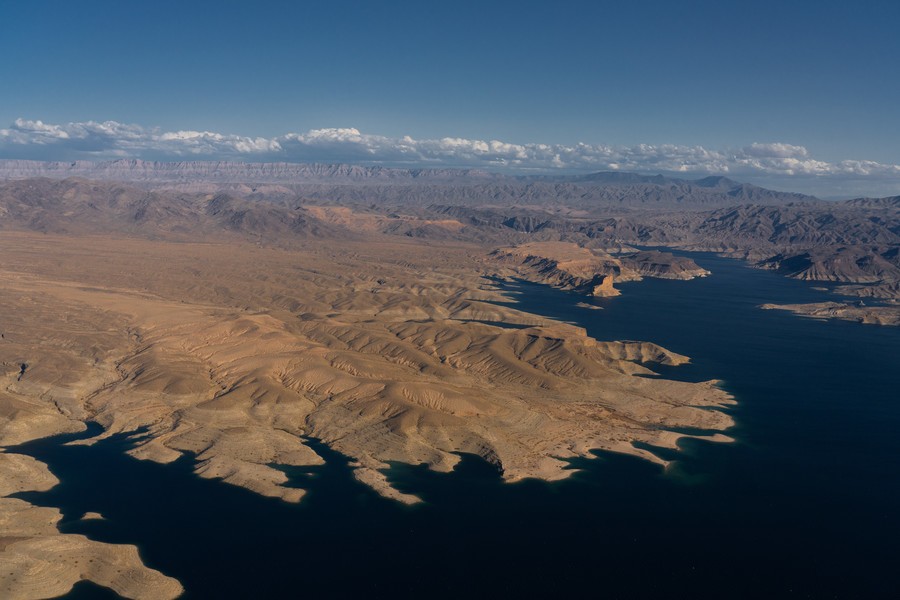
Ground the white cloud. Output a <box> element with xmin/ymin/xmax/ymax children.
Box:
<box><xmin>742</xmin><ymin>142</ymin><xmax>809</xmax><ymax>159</ymax></box>
<box><xmin>2</xmin><ymin>118</ymin><xmax>900</xmax><ymax>187</ymax></box>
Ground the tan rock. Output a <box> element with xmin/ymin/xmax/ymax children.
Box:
<box><xmin>0</xmin><ymin>453</ymin><xmax>182</xmax><ymax>599</ymax></box>
<box><xmin>0</xmin><ymin>232</ymin><xmax>733</xmax><ymax>505</ymax></box>
<box><xmin>590</xmin><ymin>274</ymin><xmax>619</xmax><ymax>297</ymax></box>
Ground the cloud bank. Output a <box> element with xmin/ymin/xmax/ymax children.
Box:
<box><xmin>2</xmin><ymin>118</ymin><xmax>899</xmax><ymax>190</ymax></box>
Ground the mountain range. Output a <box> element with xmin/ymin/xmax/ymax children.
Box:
<box><xmin>0</xmin><ymin>159</ymin><xmax>816</xmax><ymax>209</ymax></box>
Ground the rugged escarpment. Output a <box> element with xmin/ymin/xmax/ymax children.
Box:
<box><xmin>835</xmin><ymin>281</ymin><xmax>900</xmax><ymax>299</ymax></box>
<box><xmin>621</xmin><ymin>250</ymin><xmax>710</xmax><ymax>280</ymax></box>
<box><xmin>490</xmin><ymin>242</ymin><xmax>630</xmax><ymax>296</ymax></box>
<box><xmin>489</xmin><ymin>242</ymin><xmax>708</xmax><ymax>297</ymax></box>
<box><xmin>760</xmin><ymin>301</ymin><xmax>900</xmax><ymax>326</ymax></box>
<box><xmin>429</xmin><ymin>199</ymin><xmax>900</xmax><ymax>309</ymax></box>
<box><xmin>756</xmin><ymin>245</ymin><xmax>900</xmax><ymax>283</ymax></box>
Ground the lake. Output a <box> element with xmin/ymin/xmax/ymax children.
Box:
<box><xmin>12</xmin><ymin>252</ymin><xmax>900</xmax><ymax>598</ymax></box>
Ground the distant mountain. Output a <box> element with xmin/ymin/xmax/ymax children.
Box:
<box><xmin>430</xmin><ymin>200</ymin><xmax>900</xmax><ymax>249</ymax></box>
<box><xmin>0</xmin><ymin>175</ymin><xmax>897</xmax><ymax>291</ymax></box>
<box><xmin>840</xmin><ymin>196</ymin><xmax>900</xmax><ymax>210</ymax></box>
<box><xmin>0</xmin><ymin>159</ymin><xmax>818</xmax><ymax>208</ymax></box>
<box><xmin>691</xmin><ymin>175</ymin><xmax>741</xmax><ymax>189</ymax></box>
<box><xmin>0</xmin><ymin>159</ymin><xmax>502</xmax><ymax>184</ymax></box>
<box><xmin>558</xmin><ymin>171</ymin><xmax>670</xmax><ymax>185</ymax></box>
<box><xmin>0</xmin><ymin>177</ymin><xmax>346</xmax><ymax>241</ymax></box>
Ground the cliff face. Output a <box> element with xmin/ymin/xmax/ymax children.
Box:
<box><xmin>760</xmin><ymin>302</ymin><xmax>900</xmax><ymax>326</ymax></box>
<box><xmin>622</xmin><ymin>250</ymin><xmax>710</xmax><ymax>280</ymax></box>
<box><xmin>590</xmin><ymin>274</ymin><xmax>619</xmax><ymax>297</ymax></box>
<box><xmin>489</xmin><ymin>242</ymin><xmax>708</xmax><ymax>296</ymax></box>
<box><xmin>490</xmin><ymin>242</ymin><xmax>628</xmax><ymax>295</ymax></box>
<box><xmin>757</xmin><ymin>246</ymin><xmax>900</xmax><ymax>283</ymax></box>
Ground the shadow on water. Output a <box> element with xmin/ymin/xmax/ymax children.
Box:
<box><xmin>62</xmin><ymin>581</ymin><xmax>125</xmax><ymax>600</ymax></box>
<box><xmin>9</xmin><ymin>251</ymin><xmax>900</xmax><ymax>599</ymax></box>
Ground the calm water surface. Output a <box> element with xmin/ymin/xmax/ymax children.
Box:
<box><xmin>11</xmin><ymin>253</ymin><xmax>900</xmax><ymax>599</ymax></box>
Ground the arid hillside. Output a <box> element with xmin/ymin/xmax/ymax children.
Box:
<box><xmin>0</xmin><ymin>226</ymin><xmax>734</xmax><ymax>597</ymax></box>
<box><xmin>3</xmin><ymin>166</ymin><xmax>896</xmax><ymax>596</ymax></box>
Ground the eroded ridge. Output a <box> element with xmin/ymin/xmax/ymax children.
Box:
<box><xmin>0</xmin><ymin>234</ymin><xmax>732</xmax><ymax>508</ymax></box>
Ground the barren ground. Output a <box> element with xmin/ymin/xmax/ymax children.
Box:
<box><xmin>0</xmin><ymin>231</ymin><xmax>733</xmax><ymax>598</ymax></box>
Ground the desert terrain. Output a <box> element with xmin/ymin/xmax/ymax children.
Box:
<box><xmin>1</xmin><ymin>163</ymin><xmax>898</xmax><ymax>597</ymax></box>
<box><xmin>0</xmin><ymin>231</ymin><xmax>734</xmax><ymax>493</ymax></box>
<box><xmin>0</xmin><ymin>216</ymin><xmax>733</xmax><ymax>597</ymax></box>
<box><xmin>759</xmin><ymin>301</ymin><xmax>900</xmax><ymax>326</ymax></box>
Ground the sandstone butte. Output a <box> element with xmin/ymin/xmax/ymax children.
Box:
<box><xmin>0</xmin><ymin>234</ymin><xmax>733</xmax><ymax>599</ymax></box>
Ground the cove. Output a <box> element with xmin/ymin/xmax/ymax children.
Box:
<box><xmin>10</xmin><ymin>252</ymin><xmax>900</xmax><ymax>599</ymax></box>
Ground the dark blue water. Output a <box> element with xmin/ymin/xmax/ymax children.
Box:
<box><xmin>11</xmin><ymin>253</ymin><xmax>900</xmax><ymax>599</ymax></box>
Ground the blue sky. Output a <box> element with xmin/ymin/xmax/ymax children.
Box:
<box><xmin>1</xmin><ymin>0</ymin><xmax>898</xmax><ymax>196</ymax></box>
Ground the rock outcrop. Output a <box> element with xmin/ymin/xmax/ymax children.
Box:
<box><xmin>489</xmin><ymin>242</ymin><xmax>708</xmax><ymax>296</ymax></box>
<box><xmin>760</xmin><ymin>301</ymin><xmax>900</xmax><ymax>326</ymax></box>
